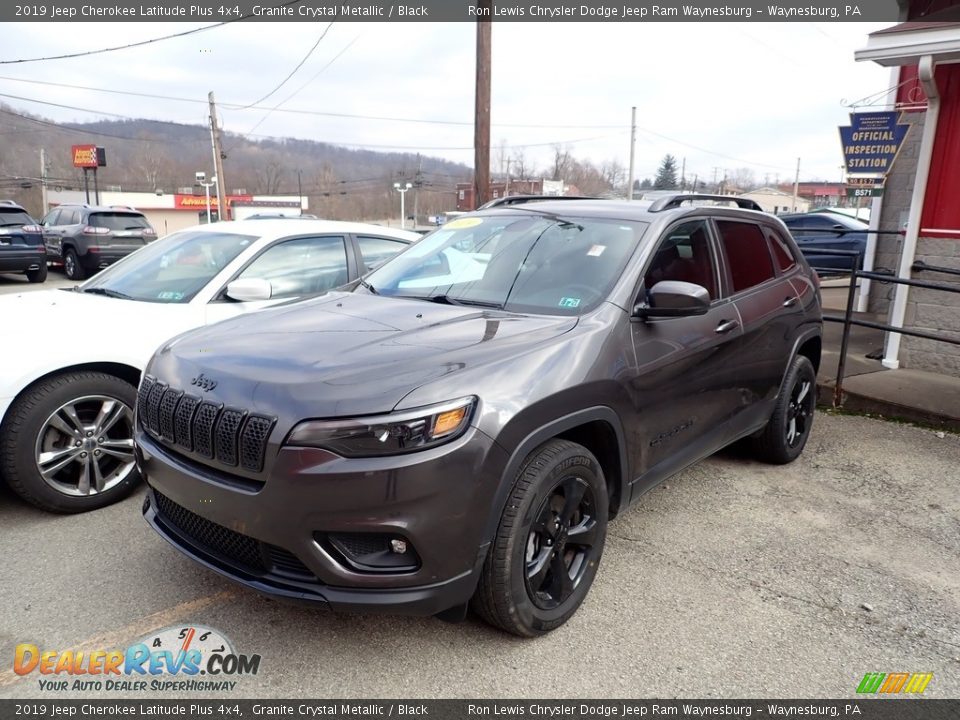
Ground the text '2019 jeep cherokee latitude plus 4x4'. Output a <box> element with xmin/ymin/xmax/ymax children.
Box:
<box><xmin>137</xmin><ymin>196</ymin><xmax>822</xmax><ymax>636</ymax></box>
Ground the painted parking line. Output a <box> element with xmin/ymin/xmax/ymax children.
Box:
<box><xmin>0</xmin><ymin>589</ymin><xmax>236</xmax><ymax>688</ymax></box>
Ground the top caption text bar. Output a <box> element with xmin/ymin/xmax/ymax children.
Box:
<box><xmin>5</xmin><ymin>0</ymin><xmax>905</xmax><ymax>22</ymax></box>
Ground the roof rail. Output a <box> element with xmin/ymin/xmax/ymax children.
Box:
<box><xmin>647</xmin><ymin>194</ymin><xmax>764</xmax><ymax>213</ymax></box>
<box><xmin>477</xmin><ymin>194</ymin><xmax>599</xmax><ymax>210</ymax></box>
<box><xmin>0</xmin><ymin>199</ymin><xmax>20</xmax><ymax>206</ymax></box>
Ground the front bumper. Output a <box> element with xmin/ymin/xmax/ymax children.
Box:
<box><xmin>137</xmin><ymin>426</ymin><xmax>507</xmax><ymax>616</ymax></box>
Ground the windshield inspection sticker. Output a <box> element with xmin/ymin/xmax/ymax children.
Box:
<box><xmin>559</xmin><ymin>297</ymin><xmax>581</xmax><ymax>308</ymax></box>
<box><xmin>587</xmin><ymin>244</ymin><xmax>606</xmax><ymax>257</ymax></box>
<box><xmin>444</xmin><ymin>217</ymin><xmax>483</xmax><ymax>230</ymax></box>
<box><xmin>157</xmin><ymin>291</ymin><xmax>185</xmax><ymax>301</ymax></box>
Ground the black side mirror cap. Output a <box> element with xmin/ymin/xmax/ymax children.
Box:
<box><xmin>633</xmin><ymin>280</ymin><xmax>711</xmax><ymax>319</ymax></box>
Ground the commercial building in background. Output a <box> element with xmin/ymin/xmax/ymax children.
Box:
<box><xmin>455</xmin><ymin>178</ymin><xmax>566</xmax><ymax>211</ymax></box>
<box><xmin>738</xmin><ymin>187</ymin><xmax>811</xmax><ymax>215</ymax></box>
<box><xmin>43</xmin><ymin>189</ymin><xmax>308</xmax><ymax>236</ymax></box>
<box><xmin>854</xmin><ymin>0</ymin><xmax>960</xmax><ymax>376</ymax></box>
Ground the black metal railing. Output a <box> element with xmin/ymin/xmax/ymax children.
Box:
<box><xmin>812</xmin><ymin>249</ymin><xmax>960</xmax><ymax>406</ymax></box>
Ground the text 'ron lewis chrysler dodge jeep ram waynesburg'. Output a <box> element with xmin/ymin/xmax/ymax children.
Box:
<box><xmin>135</xmin><ymin>196</ymin><xmax>822</xmax><ymax>636</ymax></box>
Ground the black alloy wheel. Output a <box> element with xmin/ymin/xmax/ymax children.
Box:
<box><xmin>524</xmin><ymin>475</ymin><xmax>601</xmax><ymax>610</ymax></box>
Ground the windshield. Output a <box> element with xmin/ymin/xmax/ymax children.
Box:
<box><xmin>363</xmin><ymin>215</ymin><xmax>647</xmax><ymax>315</ymax></box>
<box><xmin>81</xmin><ymin>229</ymin><xmax>256</xmax><ymax>303</ymax></box>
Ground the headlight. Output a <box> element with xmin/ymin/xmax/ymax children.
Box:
<box><xmin>285</xmin><ymin>397</ymin><xmax>476</xmax><ymax>457</ymax></box>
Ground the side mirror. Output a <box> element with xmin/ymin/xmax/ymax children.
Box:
<box><xmin>633</xmin><ymin>280</ymin><xmax>710</xmax><ymax>318</ymax></box>
<box><xmin>226</xmin><ymin>278</ymin><xmax>272</xmax><ymax>302</ymax></box>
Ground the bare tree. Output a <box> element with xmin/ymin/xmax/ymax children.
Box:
<box><xmin>511</xmin><ymin>149</ymin><xmax>533</xmax><ymax>180</ymax></box>
<box><xmin>550</xmin><ymin>144</ymin><xmax>573</xmax><ymax>181</ymax></box>
<box><xmin>600</xmin><ymin>159</ymin><xmax>626</xmax><ymax>192</ymax></box>
<box><xmin>255</xmin><ymin>158</ymin><xmax>285</xmax><ymax>194</ymax></box>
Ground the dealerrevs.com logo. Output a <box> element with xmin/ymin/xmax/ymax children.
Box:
<box><xmin>13</xmin><ymin>625</ymin><xmax>260</xmax><ymax>693</ymax></box>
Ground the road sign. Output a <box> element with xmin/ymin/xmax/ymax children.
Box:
<box><xmin>839</xmin><ymin>112</ymin><xmax>909</xmax><ymax>177</ymax></box>
<box><xmin>846</xmin><ymin>186</ymin><xmax>884</xmax><ymax>198</ymax></box>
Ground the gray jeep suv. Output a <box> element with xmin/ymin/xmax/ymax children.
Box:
<box><xmin>41</xmin><ymin>204</ymin><xmax>156</xmax><ymax>279</ymax></box>
<box><xmin>136</xmin><ymin>196</ymin><xmax>822</xmax><ymax>636</ymax></box>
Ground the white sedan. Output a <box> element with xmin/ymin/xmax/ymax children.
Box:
<box><xmin>0</xmin><ymin>218</ymin><xmax>419</xmax><ymax>513</ymax></box>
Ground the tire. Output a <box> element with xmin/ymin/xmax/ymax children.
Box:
<box><xmin>751</xmin><ymin>355</ymin><xmax>817</xmax><ymax>465</ymax></box>
<box><xmin>0</xmin><ymin>372</ymin><xmax>141</xmax><ymax>513</ymax></box>
<box><xmin>472</xmin><ymin>439</ymin><xmax>608</xmax><ymax>637</ymax></box>
<box><xmin>63</xmin><ymin>248</ymin><xmax>86</xmax><ymax>280</ymax></box>
<box><xmin>26</xmin><ymin>263</ymin><xmax>48</xmax><ymax>283</ymax></box>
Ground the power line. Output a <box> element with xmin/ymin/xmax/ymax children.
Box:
<box><xmin>0</xmin><ymin>75</ymin><xmax>626</xmax><ymax>130</ymax></box>
<box><xmin>0</xmin><ymin>1</ymin><xmax>304</xmax><ymax>65</ymax></box>
<box><xmin>232</xmin><ymin>22</ymin><xmax>335</xmax><ymax>110</ymax></box>
<box><xmin>227</xmin><ymin>33</ymin><xmax>360</xmax><ymax>152</ymax></box>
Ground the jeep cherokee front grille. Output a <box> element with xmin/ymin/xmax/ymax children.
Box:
<box><xmin>137</xmin><ymin>375</ymin><xmax>276</xmax><ymax>472</ymax></box>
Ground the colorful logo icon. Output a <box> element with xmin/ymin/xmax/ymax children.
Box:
<box><xmin>856</xmin><ymin>672</ymin><xmax>933</xmax><ymax>694</ymax></box>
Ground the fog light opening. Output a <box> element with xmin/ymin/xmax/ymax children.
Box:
<box><xmin>319</xmin><ymin>532</ymin><xmax>421</xmax><ymax>574</ymax></box>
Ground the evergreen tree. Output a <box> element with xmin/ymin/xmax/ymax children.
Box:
<box><xmin>653</xmin><ymin>154</ymin><xmax>679</xmax><ymax>190</ymax></box>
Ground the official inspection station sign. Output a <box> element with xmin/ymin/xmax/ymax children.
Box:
<box><xmin>838</xmin><ymin>112</ymin><xmax>910</xmax><ymax>177</ymax></box>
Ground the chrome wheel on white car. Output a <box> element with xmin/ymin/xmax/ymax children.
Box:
<box><xmin>35</xmin><ymin>395</ymin><xmax>135</xmax><ymax>497</ymax></box>
<box><xmin>1</xmin><ymin>371</ymin><xmax>142</xmax><ymax>513</ymax></box>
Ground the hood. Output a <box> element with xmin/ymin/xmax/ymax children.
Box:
<box><xmin>148</xmin><ymin>292</ymin><xmax>578</xmax><ymax>419</ymax></box>
<box><xmin>0</xmin><ymin>289</ymin><xmax>200</xmax><ymax>380</ymax></box>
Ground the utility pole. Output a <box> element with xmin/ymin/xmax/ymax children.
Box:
<box><xmin>627</xmin><ymin>106</ymin><xmax>636</xmax><ymax>200</ymax></box>
<box><xmin>711</xmin><ymin>167</ymin><xmax>721</xmax><ymax>191</ymax></box>
<box><xmin>473</xmin><ymin>2</ymin><xmax>492</xmax><ymax>209</ymax></box>
<box><xmin>208</xmin><ymin>91</ymin><xmax>228</xmax><ymax>220</ymax></box>
<box><xmin>505</xmin><ymin>157</ymin><xmax>512</xmax><ymax>196</ymax></box>
<box><xmin>680</xmin><ymin>157</ymin><xmax>686</xmax><ymax>192</ymax></box>
<box><xmin>412</xmin><ymin>154</ymin><xmax>423</xmax><ymax>227</ymax></box>
<box><xmin>39</xmin><ymin>148</ymin><xmax>48</xmax><ymax>213</ymax></box>
<box><xmin>791</xmin><ymin>157</ymin><xmax>800</xmax><ymax>212</ymax></box>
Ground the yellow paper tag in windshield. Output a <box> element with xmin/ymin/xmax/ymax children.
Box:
<box><xmin>444</xmin><ymin>217</ymin><xmax>483</xmax><ymax>229</ymax></box>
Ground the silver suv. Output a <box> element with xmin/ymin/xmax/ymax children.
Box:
<box><xmin>41</xmin><ymin>204</ymin><xmax>156</xmax><ymax>279</ymax></box>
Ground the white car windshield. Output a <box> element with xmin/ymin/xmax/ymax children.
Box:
<box><xmin>79</xmin><ymin>230</ymin><xmax>256</xmax><ymax>303</ymax></box>
<box><xmin>362</xmin><ymin>214</ymin><xmax>647</xmax><ymax>315</ymax></box>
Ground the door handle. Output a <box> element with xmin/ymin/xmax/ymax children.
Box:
<box><xmin>783</xmin><ymin>296</ymin><xmax>799</xmax><ymax>308</ymax></box>
<box><xmin>715</xmin><ymin>319</ymin><xmax>739</xmax><ymax>334</ymax></box>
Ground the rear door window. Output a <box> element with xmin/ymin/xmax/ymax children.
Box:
<box><xmin>356</xmin><ymin>236</ymin><xmax>409</xmax><ymax>272</ymax></box>
<box><xmin>765</xmin><ymin>227</ymin><xmax>797</xmax><ymax>273</ymax></box>
<box><xmin>715</xmin><ymin>220</ymin><xmax>776</xmax><ymax>293</ymax></box>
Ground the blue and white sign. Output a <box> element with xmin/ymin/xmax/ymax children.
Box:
<box><xmin>839</xmin><ymin>112</ymin><xmax>910</xmax><ymax>176</ymax></box>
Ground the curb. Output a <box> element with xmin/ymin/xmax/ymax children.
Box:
<box><xmin>816</xmin><ymin>380</ymin><xmax>960</xmax><ymax>432</ymax></box>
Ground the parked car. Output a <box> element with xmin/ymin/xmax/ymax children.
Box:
<box><xmin>779</xmin><ymin>211</ymin><xmax>868</xmax><ymax>273</ymax></box>
<box><xmin>136</xmin><ymin>195</ymin><xmax>822</xmax><ymax>636</ymax></box>
<box><xmin>0</xmin><ymin>219</ymin><xmax>418</xmax><ymax>513</ymax></box>
<box><xmin>40</xmin><ymin>204</ymin><xmax>157</xmax><ymax>280</ymax></box>
<box><xmin>0</xmin><ymin>200</ymin><xmax>47</xmax><ymax>283</ymax></box>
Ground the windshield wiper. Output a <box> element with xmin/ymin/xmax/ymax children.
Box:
<box><xmin>81</xmin><ymin>287</ymin><xmax>136</xmax><ymax>300</ymax></box>
<box><xmin>359</xmin><ymin>278</ymin><xmax>379</xmax><ymax>295</ymax></box>
<box><xmin>424</xmin><ymin>294</ymin><xmax>504</xmax><ymax>310</ymax></box>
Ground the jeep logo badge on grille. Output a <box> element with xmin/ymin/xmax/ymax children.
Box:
<box><xmin>190</xmin><ymin>373</ymin><xmax>218</xmax><ymax>392</ymax></box>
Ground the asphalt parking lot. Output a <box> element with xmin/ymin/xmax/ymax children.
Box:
<box><xmin>1</xmin><ymin>412</ymin><xmax>958</xmax><ymax>699</ymax></box>
<box><xmin>0</xmin><ymin>270</ymin><xmax>74</xmax><ymax>294</ymax></box>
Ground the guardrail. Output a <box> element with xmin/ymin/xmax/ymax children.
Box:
<box><xmin>811</xmin><ymin>249</ymin><xmax>960</xmax><ymax>406</ymax></box>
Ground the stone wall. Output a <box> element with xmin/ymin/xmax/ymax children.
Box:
<box><xmin>866</xmin><ymin>111</ymin><xmax>960</xmax><ymax>377</ymax></box>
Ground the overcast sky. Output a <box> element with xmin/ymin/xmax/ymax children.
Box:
<box><xmin>1</xmin><ymin>21</ymin><xmax>893</xmax><ymax>185</ymax></box>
